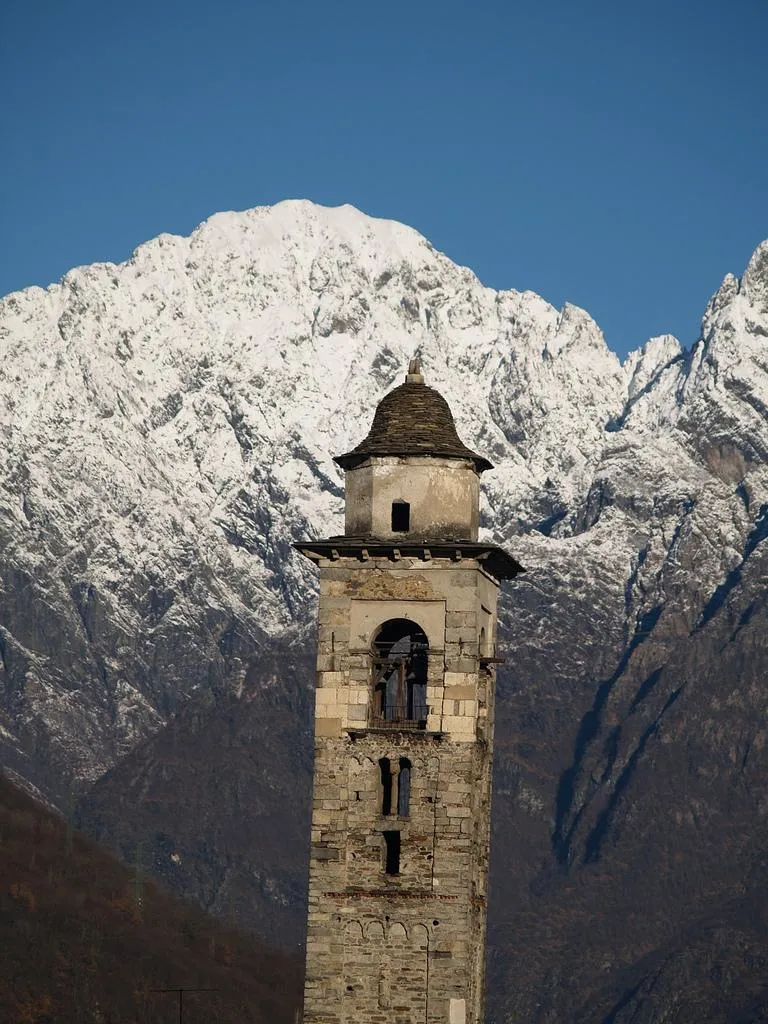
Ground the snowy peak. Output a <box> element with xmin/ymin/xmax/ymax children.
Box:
<box><xmin>625</xmin><ymin>334</ymin><xmax>683</xmax><ymax>397</ymax></box>
<box><xmin>0</xmin><ymin>201</ymin><xmax>767</xmax><ymax>790</ymax></box>
<box><xmin>677</xmin><ymin>238</ymin><xmax>768</xmax><ymax>462</ymax></box>
<box><xmin>741</xmin><ymin>239</ymin><xmax>768</xmax><ymax>314</ymax></box>
<box><xmin>3</xmin><ymin>204</ymin><xmax>768</xmax><ymax>1024</ymax></box>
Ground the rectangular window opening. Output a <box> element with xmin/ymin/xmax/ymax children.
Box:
<box><xmin>379</xmin><ymin>757</ymin><xmax>393</xmax><ymax>816</ymax></box>
<box><xmin>383</xmin><ymin>830</ymin><xmax>401</xmax><ymax>875</ymax></box>
<box><xmin>391</xmin><ymin>501</ymin><xmax>410</xmax><ymax>533</ymax></box>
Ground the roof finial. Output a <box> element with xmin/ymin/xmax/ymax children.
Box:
<box><xmin>406</xmin><ymin>357</ymin><xmax>424</xmax><ymax>384</ymax></box>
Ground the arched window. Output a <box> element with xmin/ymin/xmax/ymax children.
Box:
<box><xmin>371</xmin><ymin>619</ymin><xmax>428</xmax><ymax>728</ymax></box>
<box><xmin>397</xmin><ymin>758</ymin><xmax>411</xmax><ymax>816</ymax></box>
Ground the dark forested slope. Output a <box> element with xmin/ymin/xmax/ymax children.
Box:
<box><xmin>0</xmin><ymin>773</ymin><xmax>301</xmax><ymax>1023</ymax></box>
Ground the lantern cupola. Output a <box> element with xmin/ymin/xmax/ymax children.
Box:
<box><xmin>335</xmin><ymin>359</ymin><xmax>491</xmax><ymax>542</ymax></box>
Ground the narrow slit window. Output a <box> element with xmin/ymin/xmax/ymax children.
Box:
<box><xmin>397</xmin><ymin>758</ymin><xmax>411</xmax><ymax>817</ymax></box>
<box><xmin>383</xmin><ymin>830</ymin><xmax>401</xmax><ymax>875</ymax></box>
<box><xmin>379</xmin><ymin>757</ymin><xmax>393</xmax><ymax>816</ymax></box>
<box><xmin>391</xmin><ymin>501</ymin><xmax>410</xmax><ymax>533</ymax></box>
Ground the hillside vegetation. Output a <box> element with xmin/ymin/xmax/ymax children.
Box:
<box><xmin>0</xmin><ymin>773</ymin><xmax>301</xmax><ymax>1023</ymax></box>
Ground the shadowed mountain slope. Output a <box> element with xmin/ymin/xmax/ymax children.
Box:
<box><xmin>0</xmin><ymin>772</ymin><xmax>302</xmax><ymax>1023</ymax></box>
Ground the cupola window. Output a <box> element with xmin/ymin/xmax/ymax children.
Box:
<box><xmin>391</xmin><ymin>500</ymin><xmax>410</xmax><ymax>533</ymax></box>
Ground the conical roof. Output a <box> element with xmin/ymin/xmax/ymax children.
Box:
<box><xmin>334</xmin><ymin>360</ymin><xmax>493</xmax><ymax>473</ymax></box>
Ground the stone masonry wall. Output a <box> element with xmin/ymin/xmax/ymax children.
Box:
<box><xmin>303</xmin><ymin>554</ymin><xmax>500</xmax><ymax>1024</ymax></box>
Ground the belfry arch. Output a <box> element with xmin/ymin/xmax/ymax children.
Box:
<box><xmin>371</xmin><ymin>618</ymin><xmax>429</xmax><ymax>727</ymax></box>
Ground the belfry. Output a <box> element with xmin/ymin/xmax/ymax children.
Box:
<box><xmin>296</xmin><ymin>360</ymin><xmax>523</xmax><ymax>1024</ymax></box>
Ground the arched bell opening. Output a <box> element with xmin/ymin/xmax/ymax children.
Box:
<box><xmin>370</xmin><ymin>619</ymin><xmax>429</xmax><ymax>729</ymax></box>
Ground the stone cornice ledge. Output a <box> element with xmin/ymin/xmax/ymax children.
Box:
<box><xmin>293</xmin><ymin>538</ymin><xmax>525</xmax><ymax>581</ymax></box>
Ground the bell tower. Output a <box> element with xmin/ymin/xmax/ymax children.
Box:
<box><xmin>296</xmin><ymin>361</ymin><xmax>523</xmax><ymax>1024</ymax></box>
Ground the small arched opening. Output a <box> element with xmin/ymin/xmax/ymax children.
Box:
<box><xmin>371</xmin><ymin>619</ymin><xmax>429</xmax><ymax>728</ymax></box>
<box><xmin>397</xmin><ymin>758</ymin><xmax>411</xmax><ymax>817</ymax></box>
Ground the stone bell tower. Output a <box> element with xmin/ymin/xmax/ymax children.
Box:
<box><xmin>296</xmin><ymin>360</ymin><xmax>523</xmax><ymax>1024</ymax></box>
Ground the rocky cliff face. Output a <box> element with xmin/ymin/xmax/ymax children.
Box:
<box><xmin>1</xmin><ymin>201</ymin><xmax>767</xmax><ymax>1020</ymax></box>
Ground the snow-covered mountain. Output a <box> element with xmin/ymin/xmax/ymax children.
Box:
<box><xmin>1</xmin><ymin>200</ymin><xmax>765</xmax><ymax>792</ymax></box>
<box><xmin>1</xmin><ymin>201</ymin><xmax>768</xmax><ymax>1021</ymax></box>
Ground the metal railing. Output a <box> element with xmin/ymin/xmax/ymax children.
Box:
<box><xmin>370</xmin><ymin>703</ymin><xmax>430</xmax><ymax>730</ymax></box>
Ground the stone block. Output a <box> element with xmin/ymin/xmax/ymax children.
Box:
<box><xmin>449</xmin><ymin>571</ymin><xmax>477</xmax><ymax>588</ymax></box>
<box><xmin>315</xmin><ymin>717</ymin><xmax>343</xmax><ymax>738</ymax></box>
<box><xmin>320</xmin><ymin>607</ymin><xmax>353</xmax><ymax>629</ymax></box>
<box><xmin>311</xmin><ymin>845</ymin><xmax>340</xmax><ymax>862</ymax></box>
<box><xmin>320</xmin><ymin>595</ymin><xmax>351</xmax><ymax>610</ymax></box>
<box><xmin>319</xmin><ymin>567</ymin><xmax>355</xmax><ymax>582</ymax></box>
<box><xmin>444</xmin><ymin>670</ymin><xmax>475</xmax><ymax>686</ymax></box>
<box><xmin>319</xmin><ymin>671</ymin><xmax>346</xmax><ymax>686</ymax></box>
<box><xmin>446</xmin><ymin>611</ymin><xmax>476</xmax><ymax>629</ymax></box>
<box><xmin>315</xmin><ymin>655</ymin><xmax>338</xmax><ymax>672</ymax></box>
<box><xmin>442</xmin><ymin>718</ymin><xmax>475</xmax><ymax>741</ymax></box>
<box><xmin>444</xmin><ymin>685</ymin><xmax>476</xmax><ymax>701</ymax></box>
<box><xmin>318</xmin><ymin>624</ymin><xmax>350</xmax><ymax>643</ymax></box>
<box><xmin>449</xmin><ymin>997</ymin><xmax>467</xmax><ymax>1023</ymax></box>
<box><xmin>315</xmin><ymin>702</ymin><xmax>340</xmax><ymax>719</ymax></box>
<box><xmin>446</xmin><ymin>657</ymin><xmax>478</xmax><ymax>674</ymax></box>
<box><xmin>444</xmin><ymin>628</ymin><xmax>466</xmax><ymax>644</ymax></box>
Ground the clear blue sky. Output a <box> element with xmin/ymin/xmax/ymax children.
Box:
<box><xmin>2</xmin><ymin>0</ymin><xmax>766</xmax><ymax>358</ymax></box>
